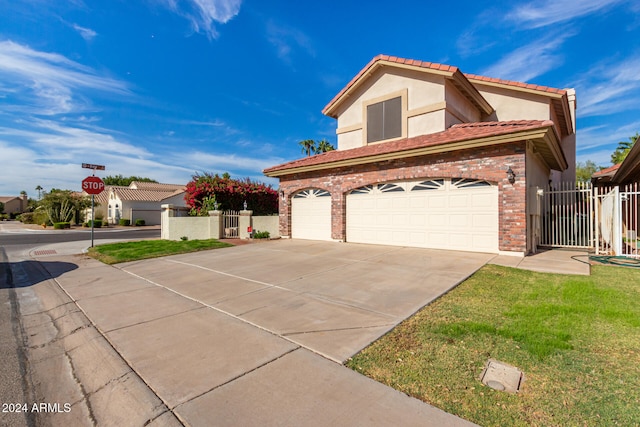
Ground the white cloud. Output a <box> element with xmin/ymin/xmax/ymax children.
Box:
<box><xmin>577</xmin><ymin>55</ymin><xmax>640</xmax><ymax>117</ymax></box>
<box><xmin>73</xmin><ymin>24</ymin><xmax>98</xmax><ymax>41</ymax></box>
<box><xmin>266</xmin><ymin>20</ymin><xmax>315</xmax><ymax>65</ymax></box>
<box><xmin>479</xmin><ymin>33</ymin><xmax>572</xmax><ymax>82</ymax></box>
<box><xmin>155</xmin><ymin>0</ymin><xmax>242</xmax><ymax>39</ymax></box>
<box><xmin>576</xmin><ymin>120</ymin><xmax>640</xmax><ymax>166</ymax></box>
<box><xmin>505</xmin><ymin>0</ymin><xmax>626</xmax><ymax>29</ymax></box>
<box><xmin>180</xmin><ymin>150</ymin><xmax>284</xmax><ymax>173</ymax></box>
<box><xmin>0</xmin><ymin>40</ymin><xmax>131</xmax><ymax>115</ymax></box>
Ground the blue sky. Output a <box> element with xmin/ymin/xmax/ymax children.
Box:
<box><xmin>1</xmin><ymin>0</ymin><xmax>639</xmax><ymax>196</ymax></box>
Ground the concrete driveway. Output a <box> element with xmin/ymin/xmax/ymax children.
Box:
<box><xmin>119</xmin><ymin>239</ymin><xmax>493</xmax><ymax>363</ymax></box>
<box><xmin>39</xmin><ymin>240</ymin><xmax>491</xmax><ymax>426</ymax></box>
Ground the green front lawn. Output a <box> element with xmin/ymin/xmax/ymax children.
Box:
<box><xmin>87</xmin><ymin>239</ymin><xmax>233</xmax><ymax>264</ymax></box>
<box><xmin>347</xmin><ymin>264</ymin><xmax>640</xmax><ymax>426</ymax></box>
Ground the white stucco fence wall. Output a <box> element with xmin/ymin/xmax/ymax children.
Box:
<box><xmin>161</xmin><ymin>204</ymin><xmax>279</xmax><ymax>240</ymax></box>
<box><xmin>251</xmin><ymin>215</ymin><xmax>279</xmax><ymax>237</ymax></box>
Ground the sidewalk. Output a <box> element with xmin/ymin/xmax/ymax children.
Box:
<box><xmin>489</xmin><ymin>248</ymin><xmax>591</xmax><ymax>275</ymax></box>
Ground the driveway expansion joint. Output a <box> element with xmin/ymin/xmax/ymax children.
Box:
<box><xmin>101</xmin><ymin>306</ymin><xmax>206</xmax><ymax>334</ymax></box>
<box><xmin>282</xmin><ymin>323</ymin><xmax>397</xmax><ymax>337</ymax></box>
<box><xmin>118</xmin><ymin>266</ymin><xmax>356</xmax><ymax>364</ymax></box>
<box><xmin>173</xmin><ymin>346</ymin><xmax>301</xmax><ymax>410</ymax></box>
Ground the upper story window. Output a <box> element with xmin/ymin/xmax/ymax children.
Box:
<box><xmin>366</xmin><ymin>96</ymin><xmax>402</xmax><ymax>143</ymax></box>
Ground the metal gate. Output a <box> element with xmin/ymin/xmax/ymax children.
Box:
<box><xmin>223</xmin><ymin>210</ymin><xmax>239</xmax><ymax>238</ymax></box>
<box><xmin>595</xmin><ymin>183</ymin><xmax>640</xmax><ymax>257</ymax></box>
<box><xmin>540</xmin><ymin>181</ymin><xmax>594</xmax><ymax>248</ymax></box>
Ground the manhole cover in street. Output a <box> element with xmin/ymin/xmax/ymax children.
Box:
<box><xmin>480</xmin><ymin>359</ymin><xmax>524</xmax><ymax>393</ymax></box>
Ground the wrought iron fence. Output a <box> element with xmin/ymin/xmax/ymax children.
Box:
<box><xmin>223</xmin><ymin>210</ymin><xmax>239</xmax><ymax>238</ymax></box>
<box><xmin>540</xmin><ymin>181</ymin><xmax>593</xmax><ymax>248</ymax></box>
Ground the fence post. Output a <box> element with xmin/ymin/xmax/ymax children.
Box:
<box><xmin>208</xmin><ymin>210</ymin><xmax>223</xmax><ymax>240</ymax></box>
<box><xmin>239</xmin><ymin>210</ymin><xmax>253</xmax><ymax>239</ymax></box>
<box><xmin>161</xmin><ymin>204</ymin><xmax>174</xmax><ymax>240</ymax></box>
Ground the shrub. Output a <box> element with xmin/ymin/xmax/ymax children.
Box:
<box><xmin>180</xmin><ymin>236</ymin><xmax>189</xmax><ymax>241</ymax></box>
<box><xmin>20</xmin><ymin>212</ymin><xmax>34</xmax><ymax>224</ymax></box>
<box><xmin>252</xmin><ymin>230</ymin><xmax>270</xmax><ymax>239</ymax></box>
<box><xmin>85</xmin><ymin>219</ymin><xmax>102</xmax><ymax>228</ymax></box>
<box><xmin>134</xmin><ymin>219</ymin><xmax>145</xmax><ymax>226</ymax></box>
<box><xmin>184</xmin><ymin>173</ymin><xmax>278</xmax><ymax>216</ymax></box>
<box><xmin>119</xmin><ymin>219</ymin><xmax>131</xmax><ymax>226</ymax></box>
<box><xmin>53</xmin><ymin>222</ymin><xmax>71</xmax><ymax>229</ymax></box>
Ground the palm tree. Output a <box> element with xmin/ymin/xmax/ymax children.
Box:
<box><xmin>36</xmin><ymin>185</ymin><xmax>43</xmax><ymax>200</ymax></box>
<box><xmin>316</xmin><ymin>139</ymin><xmax>335</xmax><ymax>153</ymax></box>
<box><xmin>611</xmin><ymin>133</ymin><xmax>638</xmax><ymax>164</ymax></box>
<box><xmin>299</xmin><ymin>139</ymin><xmax>316</xmax><ymax>157</ymax></box>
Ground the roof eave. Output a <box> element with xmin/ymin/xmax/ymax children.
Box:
<box><xmin>450</xmin><ymin>70</ymin><xmax>494</xmax><ymax>116</ymax></box>
<box><xmin>612</xmin><ymin>139</ymin><xmax>640</xmax><ymax>184</ymax></box>
<box><xmin>265</xmin><ymin>126</ymin><xmax>564</xmax><ymax>177</ymax></box>
<box><xmin>322</xmin><ymin>59</ymin><xmax>456</xmax><ymax>119</ymax></box>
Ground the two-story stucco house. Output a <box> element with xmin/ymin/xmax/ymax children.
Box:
<box><xmin>264</xmin><ymin>55</ymin><xmax>577</xmax><ymax>256</ymax></box>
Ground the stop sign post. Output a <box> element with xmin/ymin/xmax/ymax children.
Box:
<box><xmin>82</xmin><ymin>175</ymin><xmax>105</xmax><ymax>247</ymax></box>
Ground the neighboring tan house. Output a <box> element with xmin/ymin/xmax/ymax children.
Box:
<box><xmin>0</xmin><ymin>194</ymin><xmax>28</xmax><ymax>216</ymax></box>
<box><xmin>264</xmin><ymin>55</ymin><xmax>577</xmax><ymax>256</ymax></box>
<box><xmin>89</xmin><ymin>181</ymin><xmax>186</xmax><ymax>225</ymax></box>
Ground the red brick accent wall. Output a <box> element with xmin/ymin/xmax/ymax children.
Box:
<box><xmin>277</xmin><ymin>142</ymin><xmax>528</xmax><ymax>253</ymax></box>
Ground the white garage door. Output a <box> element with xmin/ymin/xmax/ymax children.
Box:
<box><xmin>291</xmin><ymin>188</ymin><xmax>332</xmax><ymax>241</ymax></box>
<box><xmin>346</xmin><ymin>179</ymin><xmax>498</xmax><ymax>253</ymax></box>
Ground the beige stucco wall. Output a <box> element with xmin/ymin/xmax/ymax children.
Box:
<box><xmin>408</xmin><ymin>110</ymin><xmax>445</xmax><ymax>138</ymax></box>
<box><xmin>166</xmin><ymin>216</ymin><xmax>217</xmax><ymax>241</ymax></box>
<box><xmin>444</xmin><ymin>81</ymin><xmax>482</xmax><ymax>124</ymax></box>
<box><xmin>559</xmin><ymin>134</ymin><xmax>576</xmax><ymax>182</ymax></box>
<box><xmin>1</xmin><ymin>198</ymin><xmax>25</xmax><ymax>214</ymax></box>
<box><xmin>525</xmin><ymin>142</ymin><xmax>552</xmax><ymax>253</ymax></box>
<box><xmin>335</xmin><ymin>68</ymin><xmax>446</xmax><ymax>150</ymax></box>
<box><xmin>473</xmin><ymin>84</ymin><xmax>550</xmax><ymax>122</ymax></box>
<box><xmin>251</xmin><ymin>215</ymin><xmax>279</xmax><ymax>237</ymax></box>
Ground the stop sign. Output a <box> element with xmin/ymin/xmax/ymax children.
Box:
<box><xmin>82</xmin><ymin>176</ymin><xmax>105</xmax><ymax>195</ymax></box>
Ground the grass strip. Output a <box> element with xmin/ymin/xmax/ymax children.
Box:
<box><xmin>346</xmin><ymin>264</ymin><xmax>640</xmax><ymax>426</ymax></box>
<box><xmin>87</xmin><ymin>239</ymin><xmax>233</xmax><ymax>264</ymax></box>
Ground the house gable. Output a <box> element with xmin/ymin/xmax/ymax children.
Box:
<box><xmin>327</xmin><ymin>55</ymin><xmax>493</xmax><ymax>150</ymax></box>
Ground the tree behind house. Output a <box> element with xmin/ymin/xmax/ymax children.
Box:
<box><xmin>102</xmin><ymin>175</ymin><xmax>158</xmax><ymax>186</ymax></box>
<box><xmin>611</xmin><ymin>133</ymin><xmax>638</xmax><ymax>164</ymax></box>
<box><xmin>576</xmin><ymin>160</ymin><xmax>603</xmax><ymax>182</ymax></box>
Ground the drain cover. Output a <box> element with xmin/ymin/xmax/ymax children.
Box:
<box><xmin>480</xmin><ymin>359</ymin><xmax>523</xmax><ymax>393</ymax></box>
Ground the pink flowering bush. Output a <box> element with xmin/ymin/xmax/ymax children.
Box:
<box><xmin>185</xmin><ymin>172</ymin><xmax>278</xmax><ymax>215</ymax></box>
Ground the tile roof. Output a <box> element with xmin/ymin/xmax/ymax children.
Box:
<box><xmin>91</xmin><ymin>185</ymin><xmax>185</xmax><ymax>205</ymax></box>
<box><xmin>323</xmin><ymin>55</ymin><xmax>461</xmax><ymax>117</ymax></box>
<box><xmin>464</xmin><ymin>73</ymin><xmax>566</xmax><ymax>96</ymax></box>
<box><xmin>113</xmin><ymin>188</ymin><xmax>185</xmax><ymax>202</ymax></box>
<box><xmin>264</xmin><ymin>120</ymin><xmax>555</xmax><ymax>175</ymax></box>
<box><xmin>591</xmin><ymin>163</ymin><xmax>619</xmax><ymax>178</ymax></box>
<box><xmin>322</xmin><ymin>55</ymin><xmax>567</xmax><ymax>118</ymax></box>
<box><xmin>129</xmin><ymin>182</ymin><xmax>185</xmax><ymax>191</ymax></box>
